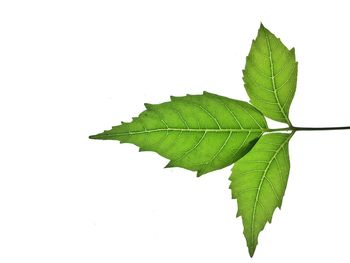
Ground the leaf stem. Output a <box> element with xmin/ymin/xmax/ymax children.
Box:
<box><xmin>266</xmin><ymin>126</ymin><xmax>350</xmax><ymax>132</ymax></box>
<box><xmin>293</xmin><ymin>126</ymin><xmax>350</xmax><ymax>131</ymax></box>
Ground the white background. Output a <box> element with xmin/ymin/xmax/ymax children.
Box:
<box><xmin>1</xmin><ymin>0</ymin><xmax>350</xmax><ymax>262</ymax></box>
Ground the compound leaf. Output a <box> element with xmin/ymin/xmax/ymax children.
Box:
<box><xmin>90</xmin><ymin>92</ymin><xmax>267</xmax><ymax>176</ymax></box>
<box><xmin>230</xmin><ymin>132</ymin><xmax>293</xmax><ymax>256</ymax></box>
<box><xmin>243</xmin><ymin>24</ymin><xmax>298</xmax><ymax>125</ymax></box>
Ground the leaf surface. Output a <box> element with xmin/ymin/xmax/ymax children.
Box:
<box><xmin>90</xmin><ymin>92</ymin><xmax>267</xmax><ymax>176</ymax></box>
<box><xmin>243</xmin><ymin>24</ymin><xmax>298</xmax><ymax>125</ymax></box>
<box><xmin>230</xmin><ymin>132</ymin><xmax>293</xmax><ymax>256</ymax></box>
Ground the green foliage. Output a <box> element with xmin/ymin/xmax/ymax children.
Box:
<box><xmin>90</xmin><ymin>24</ymin><xmax>304</xmax><ymax>257</ymax></box>
<box><xmin>243</xmin><ymin>24</ymin><xmax>298</xmax><ymax>125</ymax></box>
<box><xmin>230</xmin><ymin>132</ymin><xmax>293</xmax><ymax>256</ymax></box>
<box><xmin>90</xmin><ymin>92</ymin><xmax>267</xmax><ymax>176</ymax></box>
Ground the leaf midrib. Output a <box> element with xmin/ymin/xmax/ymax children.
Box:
<box><xmin>99</xmin><ymin>128</ymin><xmax>265</xmax><ymax>137</ymax></box>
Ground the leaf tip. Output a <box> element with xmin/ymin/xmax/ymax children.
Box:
<box><xmin>259</xmin><ymin>22</ymin><xmax>266</xmax><ymax>30</ymax></box>
<box><xmin>89</xmin><ymin>134</ymin><xmax>99</xmax><ymax>140</ymax></box>
<box><xmin>248</xmin><ymin>246</ymin><xmax>256</xmax><ymax>257</ymax></box>
<box><xmin>258</xmin><ymin>23</ymin><xmax>271</xmax><ymax>35</ymax></box>
<box><xmin>89</xmin><ymin>132</ymin><xmax>108</xmax><ymax>140</ymax></box>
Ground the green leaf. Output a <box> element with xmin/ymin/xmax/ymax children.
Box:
<box><xmin>243</xmin><ymin>24</ymin><xmax>298</xmax><ymax>125</ymax></box>
<box><xmin>230</xmin><ymin>132</ymin><xmax>293</xmax><ymax>257</ymax></box>
<box><xmin>90</xmin><ymin>92</ymin><xmax>267</xmax><ymax>176</ymax></box>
